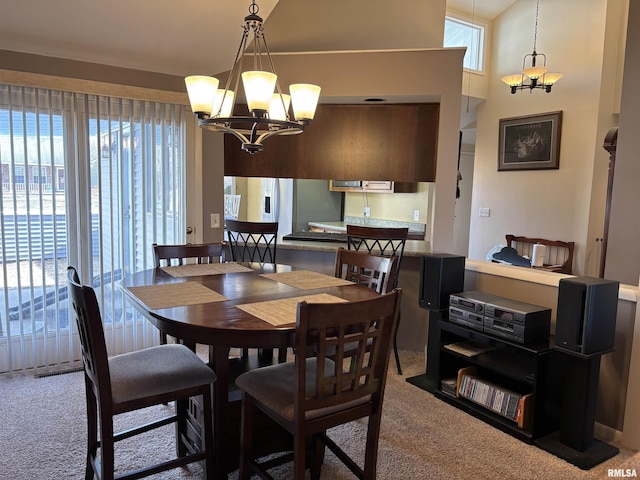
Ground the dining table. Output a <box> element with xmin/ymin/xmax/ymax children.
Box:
<box><xmin>120</xmin><ymin>261</ymin><xmax>380</xmax><ymax>478</ymax></box>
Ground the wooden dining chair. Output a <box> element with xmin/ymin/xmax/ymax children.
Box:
<box><xmin>334</xmin><ymin>247</ymin><xmax>398</xmax><ymax>295</ymax></box>
<box><xmin>236</xmin><ymin>288</ymin><xmax>402</xmax><ymax>480</ymax></box>
<box><xmin>67</xmin><ymin>266</ymin><xmax>216</xmax><ymax>480</ymax></box>
<box><xmin>153</xmin><ymin>241</ymin><xmax>226</xmax><ymax>267</ymax></box>
<box><xmin>225</xmin><ymin>219</ymin><xmax>282</xmax><ymax>361</ymax></box>
<box><xmin>225</xmin><ymin>219</ymin><xmax>278</xmax><ymax>264</ymax></box>
<box><xmin>346</xmin><ymin>224</ymin><xmax>408</xmax><ymax>374</ymax></box>
<box><xmin>153</xmin><ymin>241</ymin><xmax>227</xmax><ymax>345</ymax></box>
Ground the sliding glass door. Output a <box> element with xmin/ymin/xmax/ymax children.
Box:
<box><xmin>0</xmin><ymin>85</ymin><xmax>187</xmax><ymax>374</ymax></box>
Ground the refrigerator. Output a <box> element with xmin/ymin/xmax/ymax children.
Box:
<box><xmin>261</xmin><ymin>178</ymin><xmax>344</xmax><ymax>235</ymax></box>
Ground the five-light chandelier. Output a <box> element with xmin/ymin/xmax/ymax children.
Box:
<box><xmin>501</xmin><ymin>0</ymin><xmax>562</xmax><ymax>94</ymax></box>
<box><xmin>185</xmin><ymin>0</ymin><xmax>321</xmax><ymax>154</ymax></box>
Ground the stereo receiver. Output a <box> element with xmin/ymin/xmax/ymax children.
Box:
<box><xmin>449</xmin><ymin>291</ymin><xmax>503</xmax><ymax>331</ymax></box>
<box><xmin>484</xmin><ymin>298</ymin><xmax>551</xmax><ymax>344</ymax></box>
<box><xmin>448</xmin><ymin>291</ymin><xmax>551</xmax><ymax>344</ymax></box>
<box><xmin>449</xmin><ymin>291</ymin><xmax>503</xmax><ymax>314</ymax></box>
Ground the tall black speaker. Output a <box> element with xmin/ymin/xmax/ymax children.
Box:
<box><xmin>419</xmin><ymin>253</ymin><xmax>465</xmax><ymax>311</ymax></box>
<box><xmin>555</xmin><ymin>276</ymin><xmax>619</xmax><ymax>355</ymax></box>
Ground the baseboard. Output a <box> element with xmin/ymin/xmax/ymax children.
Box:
<box><xmin>595</xmin><ymin>422</ymin><xmax>623</xmax><ymax>444</ymax></box>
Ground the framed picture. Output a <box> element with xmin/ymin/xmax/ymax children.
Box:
<box><xmin>498</xmin><ymin>111</ymin><xmax>562</xmax><ymax>171</ymax></box>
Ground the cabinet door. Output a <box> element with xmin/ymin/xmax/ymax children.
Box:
<box><xmin>362</xmin><ymin>181</ymin><xmax>393</xmax><ymax>192</ymax></box>
<box><xmin>224</xmin><ymin>104</ymin><xmax>439</xmax><ymax>181</ymax></box>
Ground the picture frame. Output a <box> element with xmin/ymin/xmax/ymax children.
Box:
<box><xmin>498</xmin><ymin>111</ymin><xmax>562</xmax><ymax>171</ymax></box>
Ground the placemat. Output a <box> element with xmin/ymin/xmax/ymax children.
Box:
<box><xmin>128</xmin><ymin>282</ymin><xmax>227</xmax><ymax>310</ymax></box>
<box><xmin>261</xmin><ymin>270</ymin><xmax>354</xmax><ymax>290</ymax></box>
<box><xmin>161</xmin><ymin>262</ymin><xmax>253</xmax><ymax>277</ymax></box>
<box><xmin>236</xmin><ymin>293</ymin><xmax>347</xmax><ymax>326</ymax></box>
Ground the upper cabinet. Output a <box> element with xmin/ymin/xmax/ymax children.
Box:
<box><xmin>329</xmin><ymin>180</ymin><xmax>416</xmax><ymax>193</ymax></box>
<box><xmin>224</xmin><ymin>104</ymin><xmax>439</xmax><ymax>182</ymax></box>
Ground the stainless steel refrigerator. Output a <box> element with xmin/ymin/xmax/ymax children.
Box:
<box><xmin>261</xmin><ymin>178</ymin><xmax>344</xmax><ymax>235</ymax></box>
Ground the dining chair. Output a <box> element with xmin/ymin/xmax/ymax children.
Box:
<box><xmin>225</xmin><ymin>219</ymin><xmax>278</xmax><ymax>264</ymax></box>
<box><xmin>67</xmin><ymin>266</ymin><xmax>216</xmax><ymax>480</ymax></box>
<box><xmin>334</xmin><ymin>247</ymin><xmax>398</xmax><ymax>295</ymax></box>
<box><xmin>236</xmin><ymin>288</ymin><xmax>402</xmax><ymax>480</ymax></box>
<box><xmin>153</xmin><ymin>241</ymin><xmax>227</xmax><ymax>345</ymax></box>
<box><xmin>346</xmin><ymin>224</ymin><xmax>408</xmax><ymax>374</ymax></box>
<box><xmin>153</xmin><ymin>241</ymin><xmax>226</xmax><ymax>267</ymax></box>
<box><xmin>225</xmin><ymin>219</ymin><xmax>282</xmax><ymax>361</ymax></box>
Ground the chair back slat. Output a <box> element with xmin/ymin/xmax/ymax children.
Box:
<box><xmin>295</xmin><ymin>289</ymin><xmax>402</xmax><ymax>414</ymax></box>
<box><xmin>153</xmin><ymin>242</ymin><xmax>226</xmax><ymax>267</ymax></box>
<box><xmin>226</xmin><ymin>219</ymin><xmax>278</xmax><ymax>264</ymax></box>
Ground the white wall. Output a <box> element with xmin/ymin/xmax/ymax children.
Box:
<box><xmin>468</xmin><ymin>0</ymin><xmax>624</xmax><ymax>277</ymax></box>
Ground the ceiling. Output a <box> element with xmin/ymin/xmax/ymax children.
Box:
<box><xmin>0</xmin><ymin>0</ymin><xmax>516</xmax><ymax>78</ymax></box>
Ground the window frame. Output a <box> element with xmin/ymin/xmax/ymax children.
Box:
<box><xmin>444</xmin><ymin>12</ymin><xmax>487</xmax><ymax>75</ymax></box>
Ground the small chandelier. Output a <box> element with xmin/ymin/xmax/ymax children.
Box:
<box><xmin>185</xmin><ymin>0</ymin><xmax>321</xmax><ymax>154</ymax></box>
<box><xmin>501</xmin><ymin>0</ymin><xmax>562</xmax><ymax>94</ymax></box>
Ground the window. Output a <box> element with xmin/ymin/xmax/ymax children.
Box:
<box><xmin>13</xmin><ymin>165</ymin><xmax>25</xmax><ymax>184</ymax></box>
<box><xmin>444</xmin><ymin>14</ymin><xmax>486</xmax><ymax>73</ymax></box>
<box><xmin>32</xmin><ymin>166</ymin><xmax>47</xmax><ymax>184</ymax></box>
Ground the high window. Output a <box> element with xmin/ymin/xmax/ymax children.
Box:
<box><xmin>444</xmin><ymin>14</ymin><xmax>486</xmax><ymax>73</ymax></box>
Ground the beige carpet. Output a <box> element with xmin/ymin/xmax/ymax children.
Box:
<box><xmin>1</xmin><ymin>350</ymin><xmax>638</xmax><ymax>479</ymax></box>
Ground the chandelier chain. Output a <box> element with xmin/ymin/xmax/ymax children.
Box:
<box><xmin>249</xmin><ymin>0</ymin><xmax>259</xmax><ymax>15</ymax></box>
<box><xmin>533</xmin><ymin>0</ymin><xmax>540</xmax><ymax>52</ymax></box>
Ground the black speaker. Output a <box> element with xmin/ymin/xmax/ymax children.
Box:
<box><xmin>419</xmin><ymin>253</ymin><xmax>465</xmax><ymax>311</ymax></box>
<box><xmin>555</xmin><ymin>276</ymin><xmax>620</xmax><ymax>355</ymax></box>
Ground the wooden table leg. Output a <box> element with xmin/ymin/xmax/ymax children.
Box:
<box><xmin>209</xmin><ymin>345</ymin><xmax>232</xmax><ymax>478</ymax></box>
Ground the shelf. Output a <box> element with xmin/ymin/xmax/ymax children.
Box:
<box><xmin>434</xmin><ymin>389</ymin><xmax>534</xmax><ymax>443</ymax></box>
<box><xmin>439</xmin><ymin>319</ymin><xmax>554</xmax><ymax>354</ymax></box>
<box><xmin>412</xmin><ymin>311</ymin><xmax>560</xmax><ymax>445</ymax></box>
<box><xmin>441</xmin><ymin>344</ymin><xmax>538</xmax><ymax>386</ymax></box>
<box><xmin>456</xmin><ymin>367</ymin><xmax>532</xmax><ymax>429</ymax></box>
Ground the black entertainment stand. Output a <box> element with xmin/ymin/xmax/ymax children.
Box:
<box><xmin>408</xmin><ymin>309</ymin><xmax>620</xmax><ymax>469</ymax></box>
<box><xmin>407</xmin><ymin>310</ymin><xmax>560</xmax><ymax>443</ymax></box>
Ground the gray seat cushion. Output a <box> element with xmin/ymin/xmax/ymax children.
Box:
<box><xmin>235</xmin><ymin>358</ymin><xmax>370</xmax><ymax>422</ymax></box>
<box><xmin>109</xmin><ymin>344</ymin><xmax>216</xmax><ymax>405</ymax></box>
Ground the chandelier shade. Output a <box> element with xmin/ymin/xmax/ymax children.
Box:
<box><xmin>290</xmin><ymin>84</ymin><xmax>322</xmax><ymax>121</ymax></box>
<box><xmin>185</xmin><ymin>1</ymin><xmax>321</xmax><ymax>154</ymax></box>
<box><xmin>501</xmin><ymin>0</ymin><xmax>562</xmax><ymax>94</ymax></box>
<box><xmin>185</xmin><ymin>76</ymin><xmax>220</xmax><ymax>116</ymax></box>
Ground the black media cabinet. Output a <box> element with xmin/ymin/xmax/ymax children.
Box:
<box><xmin>407</xmin><ymin>310</ymin><xmax>561</xmax><ymax>443</ymax></box>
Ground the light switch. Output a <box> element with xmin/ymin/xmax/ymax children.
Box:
<box><xmin>479</xmin><ymin>208</ymin><xmax>490</xmax><ymax>217</ymax></box>
<box><xmin>210</xmin><ymin>213</ymin><xmax>221</xmax><ymax>228</ymax></box>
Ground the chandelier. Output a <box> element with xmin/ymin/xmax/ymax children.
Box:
<box><xmin>185</xmin><ymin>0</ymin><xmax>321</xmax><ymax>154</ymax></box>
<box><xmin>501</xmin><ymin>0</ymin><xmax>562</xmax><ymax>94</ymax></box>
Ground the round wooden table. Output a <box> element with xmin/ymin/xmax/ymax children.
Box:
<box><xmin>121</xmin><ymin>262</ymin><xmax>379</xmax><ymax>478</ymax></box>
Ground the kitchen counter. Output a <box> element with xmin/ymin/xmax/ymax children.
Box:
<box><xmin>278</xmin><ymin>235</ymin><xmax>431</xmax><ymax>257</ymax></box>
<box><xmin>303</xmin><ymin>216</ymin><xmax>426</xmax><ymax>241</ymax></box>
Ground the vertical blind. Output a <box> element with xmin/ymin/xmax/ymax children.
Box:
<box><xmin>0</xmin><ymin>84</ymin><xmax>187</xmax><ymax>375</ymax></box>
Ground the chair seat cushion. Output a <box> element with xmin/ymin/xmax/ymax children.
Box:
<box><xmin>235</xmin><ymin>358</ymin><xmax>370</xmax><ymax>422</ymax></box>
<box><xmin>109</xmin><ymin>344</ymin><xmax>216</xmax><ymax>405</ymax></box>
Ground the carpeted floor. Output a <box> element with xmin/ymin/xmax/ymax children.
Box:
<box><xmin>1</xmin><ymin>350</ymin><xmax>638</xmax><ymax>479</ymax></box>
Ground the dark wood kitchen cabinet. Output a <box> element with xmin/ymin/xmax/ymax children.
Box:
<box><xmin>224</xmin><ymin>103</ymin><xmax>439</xmax><ymax>182</ymax></box>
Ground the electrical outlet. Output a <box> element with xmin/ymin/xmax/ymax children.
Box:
<box><xmin>479</xmin><ymin>207</ymin><xmax>490</xmax><ymax>217</ymax></box>
<box><xmin>413</xmin><ymin>210</ymin><xmax>420</xmax><ymax>222</ymax></box>
<box><xmin>364</xmin><ymin>207</ymin><xmax>371</xmax><ymax>217</ymax></box>
<box><xmin>210</xmin><ymin>213</ymin><xmax>220</xmax><ymax>228</ymax></box>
